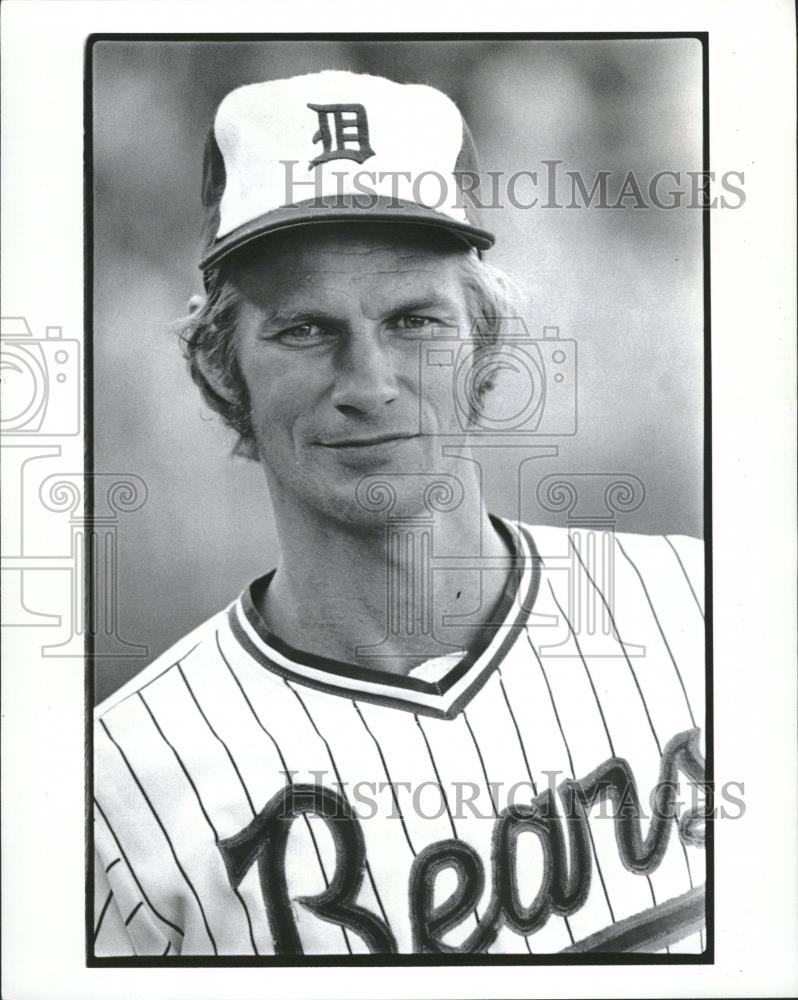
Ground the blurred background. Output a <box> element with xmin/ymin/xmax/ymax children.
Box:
<box><xmin>92</xmin><ymin>38</ymin><xmax>704</xmax><ymax>702</ymax></box>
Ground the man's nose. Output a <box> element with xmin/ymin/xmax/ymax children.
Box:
<box><xmin>331</xmin><ymin>333</ymin><xmax>400</xmax><ymax>416</ymax></box>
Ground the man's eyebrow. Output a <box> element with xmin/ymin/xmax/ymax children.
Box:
<box><xmin>384</xmin><ymin>296</ymin><xmax>462</xmax><ymax>316</ymax></box>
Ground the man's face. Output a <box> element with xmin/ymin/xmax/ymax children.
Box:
<box><xmin>230</xmin><ymin>225</ymin><xmax>477</xmax><ymax>526</ymax></box>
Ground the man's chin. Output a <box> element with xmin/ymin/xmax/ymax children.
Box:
<box><xmin>264</xmin><ymin>442</ymin><xmax>467</xmax><ymax>528</ymax></box>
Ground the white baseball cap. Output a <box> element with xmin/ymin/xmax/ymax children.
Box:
<box><xmin>199</xmin><ymin>70</ymin><xmax>495</xmax><ymax>271</ymax></box>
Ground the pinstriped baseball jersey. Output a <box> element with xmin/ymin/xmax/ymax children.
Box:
<box><xmin>93</xmin><ymin>518</ymin><xmax>706</xmax><ymax>957</ymax></box>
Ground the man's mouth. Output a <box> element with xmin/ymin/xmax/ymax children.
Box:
<box><xmin>320</xmin><ymin>433</ymin><xmax>419</xmax><ymax>449</ymax></box>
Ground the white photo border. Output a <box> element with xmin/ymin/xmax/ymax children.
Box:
<box><xmin>1</xmin><ymin>1</ymin><xmax>796</xmax><ymax>998</ymax></box>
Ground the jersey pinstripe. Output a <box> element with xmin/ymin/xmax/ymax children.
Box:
<box><xmin>93</xmin><ymin>518</ymin><xmax>706</xmax><ymax>956</ymax></box>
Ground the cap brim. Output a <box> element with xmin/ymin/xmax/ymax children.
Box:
<box><xmin>200</xmin><ymin>195</ymin><xmax>495</xmax><ymax>271</ymax></box>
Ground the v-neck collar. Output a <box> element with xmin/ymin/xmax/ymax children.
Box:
<box><xmin>228</xmin><ymin>516</ymin><xmax>541</xmax><ymax>720</ymax></box>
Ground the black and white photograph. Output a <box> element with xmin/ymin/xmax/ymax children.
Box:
<box><xmin>1</xmin><ymin>2</ymin><xmax>796</xmax><ymax>997</ymax></box>
<box><xmin>90</xmin><ymin>36</ymin><xmax>710</xmax><ymax>960</ymax></box>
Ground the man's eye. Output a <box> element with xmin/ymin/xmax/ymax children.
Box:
<box><xmin>395</xmin><ymin>315</ymin><xmax>437</xmax><ymax>331</ymax></box>
<box><xmin>276</xmin><ymin>323</ymin><xmax>329</xmax><ymax>346</ymax></box>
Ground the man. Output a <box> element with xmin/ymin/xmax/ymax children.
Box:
<box><xmin>93</xmin><ymin>70</ymin><xmax>706</xmax><ymax>956</ymax></box>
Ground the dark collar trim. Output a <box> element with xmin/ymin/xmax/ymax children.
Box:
<box><xmin>231</xmin><ymin>516</ymin><xmax>541</xmax><ymax>717</ymax></box>
<box><xmin>229</xmin><ymin>609</ymin><xmax>460</xmax><ymax>720</ymax></box>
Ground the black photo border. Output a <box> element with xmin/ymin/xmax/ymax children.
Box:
<box><xmin>84</xmin><ymin>31</ymin><xmax>713</xmax><ymax>969</ymax></box>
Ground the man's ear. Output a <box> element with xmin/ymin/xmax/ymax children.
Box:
<box><xmin>195</xmin><ymin>348</ymin><xmax>238</xmax><ymax>405</ymax></box>
<box><xmin>187</xmin><ymin>294</ymin><xmax>205</xmax><ymax>316</ymax></box>
<box><xmin>194</xmin><ymin>350</ymin><xmax>238</xmax><ymax>405</ymax></box>
<box><xmin>187</xmin><ymin>293</ymin><xmax>239</xmax><ymax>405</ymax></box>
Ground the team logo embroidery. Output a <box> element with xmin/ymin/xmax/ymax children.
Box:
<box><xmin>218</xmin><ymin>727</ymin><xmax>707</xmax><ymax>954</ymax></box>
<box><xmin>307</xmin><ymin>103</ymin><xmax>376</xmax><ymax>169</ymax></box>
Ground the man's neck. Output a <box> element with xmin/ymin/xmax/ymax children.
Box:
<box><xmin>258</xmin><ymin>478</ymin><xmax>512</xmax><ymax>676</ymax></box>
